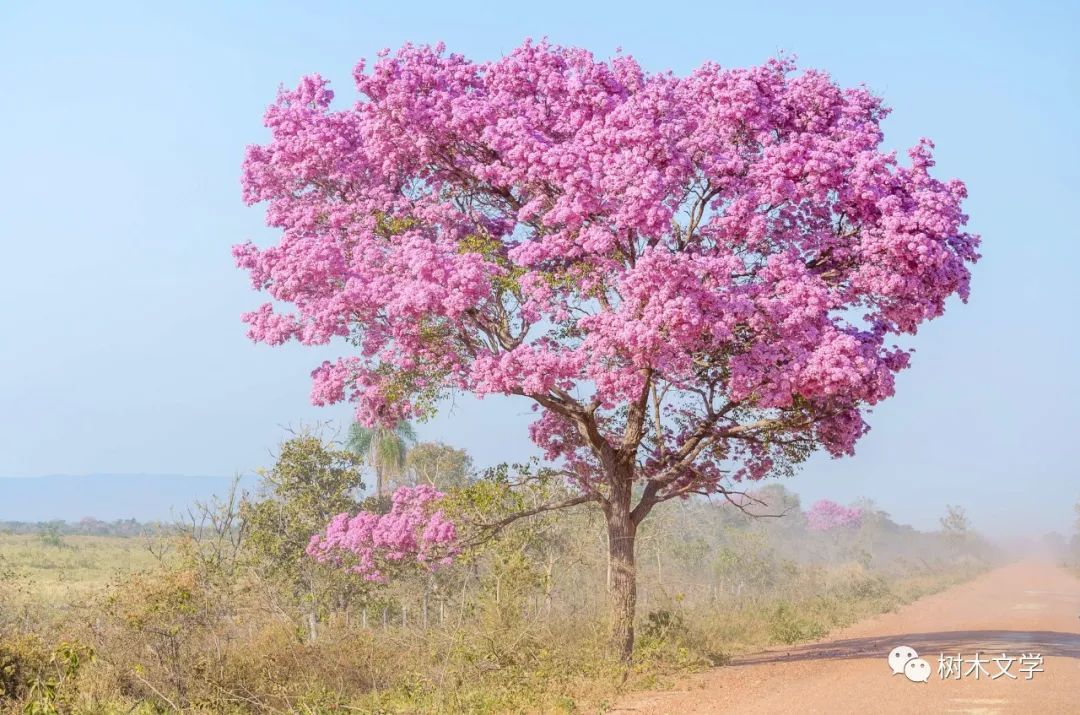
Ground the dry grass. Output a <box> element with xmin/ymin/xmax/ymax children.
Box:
<box><xmin>0</xmin><ymin>534</ymin><xmax>156</xmax><ymax>608</ymax></box>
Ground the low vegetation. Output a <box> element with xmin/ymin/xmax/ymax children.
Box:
<box><xmin>0</xmin><ymin>435</ymin><xmax>993</xmax><ymax>713</ymax></box>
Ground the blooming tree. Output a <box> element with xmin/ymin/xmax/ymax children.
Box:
<box><xmin>806</xmin><ymin>499</ymin><xmax>862</xmax><ymax>531</ymax></box>
<box><xmin>235</xmin><ymin>40</ymin><xmax>978</xmax><ymax>660</ymax></box>
<box><xmin>307</xmin><ymin>484</ymin><xmax>456</xmax><ymax>583</ymax></box>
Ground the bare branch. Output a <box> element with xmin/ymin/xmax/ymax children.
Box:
<box><xmin>459</xmin><ymin>493</ymin><xmax>600</xmax><ymax>548</ymax></box>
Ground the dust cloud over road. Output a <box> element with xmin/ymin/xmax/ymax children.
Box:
<box><xmin>616</xmin><ymin>562</ymin><xmax>1080</xmax><ymax>714</ymax></box>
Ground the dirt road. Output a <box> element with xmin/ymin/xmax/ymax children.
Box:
<box><xmin>614</xmin><ymin>562</ymin><xmax>1080</xmax><ymax>714</ymax></box>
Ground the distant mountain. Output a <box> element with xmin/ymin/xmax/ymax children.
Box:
<box><xmin>0</xmin><ymin>474</ymin><xmax>260</xmax><ymax>522</ymax></box>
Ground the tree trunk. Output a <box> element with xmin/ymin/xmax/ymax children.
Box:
<box><xmin>606</xmin><ymin>492</ymin><xmax>637</xmax><ymax>663</ymax></box>
<box><xmin>544</xmin><ymin>557</ymin><xmax>555</xmax><ymax>616</ymax></box>
<box><xmin>306</xmin><ymin>584</ymin><xmax>319</xmax><ymax>644</ymax></box>
<box><xmin>605</xmin><ymin>529</ymin><xmax>612</xmax><ymax>592</ymax></box>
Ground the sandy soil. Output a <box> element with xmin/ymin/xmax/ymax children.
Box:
<box><xmin>613</xmin><ymin>562</ymin><xmax>1080</xmax><ymax>714</ymax></box>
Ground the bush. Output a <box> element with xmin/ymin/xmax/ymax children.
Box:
<box><xmin>0</xmin><ymin>635</ymin><xmax>90</xmax><ymax>713</ymax></box>
<box><xmin>767</xmin><ymin>603</ymin><xmax>826</xmax><ymax>645</ymax></box>
<box><xmin>0</xmin><ymin>633</ymin><xmax>49</xmax><ymax>702</ymax></box>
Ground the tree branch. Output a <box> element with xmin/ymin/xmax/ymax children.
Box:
<box><xmin>619</xmin><ymin>368</ymin><xmax>653</xmax><ymax>467</ymax></box>
<box><xmin>460</xmin><ymin>493</ymin><xmax>600</xmax><ymax>547</ymax></box>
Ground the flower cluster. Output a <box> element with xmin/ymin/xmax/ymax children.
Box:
<box><xmin>306</xmin><ymin>485</ymin><xmax>457</xmax><ymax>582</ymax></box>
<box><xmin>806</xmin><ymin>499</ymin><xmax>863</xmax><ymax>531</ymax></box>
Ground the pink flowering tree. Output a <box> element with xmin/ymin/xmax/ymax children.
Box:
<box><xmin>235</xmin><ymin>41</ymin><xmax>978</xmax><ymax>660</ymax></box>
<box><xmin>307</xmin><ymin>484</ymin><xmax>457</xmax><ymax>582</ymax></box>
<box><xmin>806</xmin><ymin>499</ymin><xmax>863</xmax><ymax>531</ymax></box>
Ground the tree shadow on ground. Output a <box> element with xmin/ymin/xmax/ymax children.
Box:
<box><xmin>735</xmin><ymin>630</ymin><xmax>1080</xmax><ymax>665</ymax></box>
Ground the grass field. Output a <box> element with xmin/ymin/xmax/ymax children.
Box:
<box><xmin>0</xmin><ymin>533</ymin><xmax>157</xmax><ymax>608</ymax></box>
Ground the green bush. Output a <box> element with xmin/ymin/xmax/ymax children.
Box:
<box><xmin>0</xmin><ymin>635</ymin><xmax>90</xmax><ymax>713</ymax></box>
<box><xmin>767</xmin><ymin>603</ymin><xmax>826</xmax><ymax>645</ymax></box>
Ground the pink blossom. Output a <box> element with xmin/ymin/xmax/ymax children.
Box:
<box><xmin>806</xmin><ymin>499</ymin><xmax>863</xmax><ymax>531</ymax></box>
<box><xmin>307</xmin><ymin>485</ymin><xmax>457</xmax><ymax>582</ymax></box>
<box><xmin>238</xmin><ymin>41</ymin><xmax>978</xmax><ymax>503</ymax></box>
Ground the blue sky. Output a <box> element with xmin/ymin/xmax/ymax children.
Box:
<box><xmin>1</xmin><ymin>1</ymin><xmax>1077</xmax><ymax>536</ymax></box>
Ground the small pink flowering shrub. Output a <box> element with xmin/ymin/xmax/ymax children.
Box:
<box><xmin>806</xmin><ymin>499</ymin><xmax>862</xmax><ymax>531</ymax></box>
<box><xmin>307</xmin><ymin>485</ymin><xmax>457</xmax><ymax>582</ymax></box>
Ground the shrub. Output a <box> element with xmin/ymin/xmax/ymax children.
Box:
<box><xmin>0</xmin><ymin>635</ymin><xmax>90</xmax><ymax>713</ymax></box>
<box><xmin>767</xmin><ymin>603</ymin><xmax>826</xmax><ymax>645</ymax></box>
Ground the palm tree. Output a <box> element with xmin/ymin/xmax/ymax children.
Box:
<box><xmin>345</xmin><ymin>421</ymin><xmax>417</xmax><ymax>499</ymax></box>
